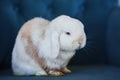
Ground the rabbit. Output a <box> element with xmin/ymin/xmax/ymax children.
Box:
<box><xmin>12</xmin><ymin>15</ymin><xmax>86</xmax><ymax>76</ymax></box>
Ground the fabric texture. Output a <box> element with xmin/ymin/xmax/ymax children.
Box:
<box><xmin>107</xmin><ymin>7</ymin><xmax>120</xmax><ymax>66</ymax></box>
<box><xmin>0</xmin><ymin>65</ymin><xmax>120</xmax><ymax>80</ymax></box>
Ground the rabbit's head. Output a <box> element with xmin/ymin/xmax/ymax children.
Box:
<box><xmin>41</xmin><ymin>15</ymin><xmax>86</xmax><ymax>58</ymax></box>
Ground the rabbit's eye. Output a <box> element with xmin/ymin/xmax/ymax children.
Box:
<box><xmin>66</xmin><ymin>32</ymin><xmax>71</xmax><ymax>35</ymax></box>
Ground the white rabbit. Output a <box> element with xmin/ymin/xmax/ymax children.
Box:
<box><xmin>12</xmin><ymin>15</ymin><xmax>86</xmax><ymax>76</ymax></box>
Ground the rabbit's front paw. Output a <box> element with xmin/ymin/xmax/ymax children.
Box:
<box><xmin>35</xmin><ymin>71</ymin><xmax>48</xmax><ymax>76</ymax></box>
<box><xmin>48</xmin><ymin>70</ymin><xmax>64</xmax><ymax>76</ymax></box>
<box><xmin>61</xmin><ymin>67</ymin><xmax>71</xmax><ymax>74</ymax></box>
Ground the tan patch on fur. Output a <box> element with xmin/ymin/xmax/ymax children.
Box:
<box><xmin>21</xmin><ymin>30</ymin><xmax>45</xmax><ymax>69</ymax></box>
<box><xmin>25</xmin><ymin>41</ymin><xmax>46</xmax><ymax>69</ymax></box>
<box><xmin>21</xmin><ymin>33</ymin><xmax>46</xmax><ymax>70</ymax></box>
<box><xmin>20</xmin><ymin>17</ymin><xmax>49</xmax><ymax>40</ymax></box>
<box><xmin>19</xmin><ymin>18</ymin><xmax>50</xmax><ymax>70</ymax></box>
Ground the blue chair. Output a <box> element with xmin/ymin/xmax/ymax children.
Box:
<box><xmin>0</xmin><ymin>0</ymin><xmax>120</xmax><ymax>80</ymax></box>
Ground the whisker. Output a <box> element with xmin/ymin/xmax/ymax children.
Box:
<box><xmin>79</xmin><ymin>35</ymin><xmax>97</xmax><ymax>55</ymax></box>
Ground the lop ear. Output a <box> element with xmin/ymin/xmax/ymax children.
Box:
<box><xmin>50</xmin><ymin>31</ymin><xmax>60</xmax><ymax>58</ymax></box>
<box><xmin>40</xmin><ymin>30</ymin><xmax>60</xmax><ymax>59</ymax></box>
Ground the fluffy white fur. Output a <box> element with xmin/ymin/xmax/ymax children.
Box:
<box><xmin>12</xmin><ymin>15</ymin><xmax>86</xmax><ymax>76</ymax></box>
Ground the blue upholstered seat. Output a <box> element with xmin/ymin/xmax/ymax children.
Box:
<box><xmin>0</xmin><ymin>0</ymin><xmax>120</xmax><ymax>80</ymax></box>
